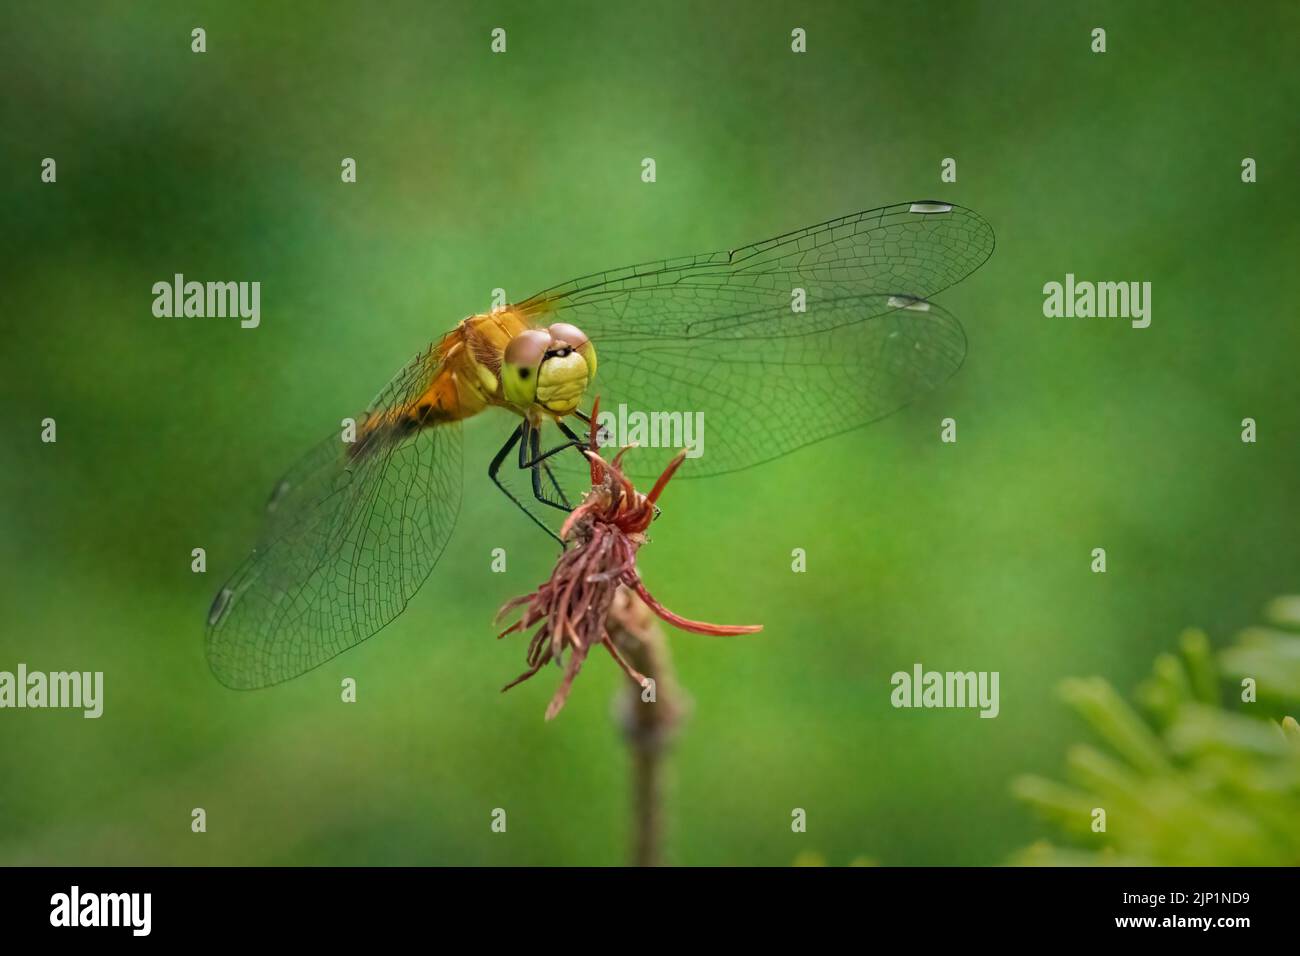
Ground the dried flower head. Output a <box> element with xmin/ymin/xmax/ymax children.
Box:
<box><xmin>496</xmin><ymin>404</ymin><xmax>762</xmax><ymax>720</ymax></box>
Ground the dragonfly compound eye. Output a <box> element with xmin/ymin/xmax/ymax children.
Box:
<box><xmin>548</xmin><ymin>322</ymin><xmax>597</xmax><ymax>383</ymax></box>
<box><xmin>548</xmin><ymin>322</ymin><xmax>587</xmax><ymax>349</ymax></box>
<box><xmin>502</xmin><ymin>329</ymin><xmax>550</xmax><ymax>405</ymax></box>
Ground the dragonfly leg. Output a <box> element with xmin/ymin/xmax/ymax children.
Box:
<box><xmin>541</xmin><ymin>462</ymin><xmax>570</xmax><ymax>509</ymax></box>
<box><xmin>555</xmin><ymin>418</ymin><xmax>588</xmax><ymax>447</ymax></box>
<box><xmin>518</xmin><ymin>420</ymin><xmax>574</xmax><ymax>513</ymax></box>
<box><xmin>532</xmin><ymin>425</ymin><xmax>573</xmax><ymax>510</ymax></box>
<box><xmin>517</xmin><ymin>418</ymin><xmax>585</xmax><ymax>469</ymax></box>
<box><xmin>489</xmin><ymin>423</ymin><xmax>563</xmax><ymax>545</ymax></box>
<box><xmin>567</xmin><ymin>410</ymin><xmax>612</xmax><ymax>449</ymax></box>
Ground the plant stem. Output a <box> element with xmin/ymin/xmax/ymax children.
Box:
<box><xmin>608</xmin><ymin>587</ymin><xmax>686</xmax><ymax>867</ymax></box>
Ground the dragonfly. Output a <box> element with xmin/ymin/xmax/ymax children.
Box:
<box><xmin>206</xmin><ymin>199</ymin><xmax>995</xmax><ymax>689</ymax></box>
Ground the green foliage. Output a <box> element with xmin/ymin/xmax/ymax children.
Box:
<box><xmin>1013</xmin><ymin>600</ymin><xmax>1300</xmax><ymax>866</ymax></box>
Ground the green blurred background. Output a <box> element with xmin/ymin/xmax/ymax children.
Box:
<box><xmin>2</xmin><ymin>0</ymin><xmax>1298</xmax><ymax>865</ymax></box>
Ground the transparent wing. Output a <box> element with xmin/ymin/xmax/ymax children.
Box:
<box><xmin>205</xmin><ymin>346</ymin><xmax>463</xmax><ymax>689</ymax></box>
<box><xmin>518</xmin><ymin>201</ymin><xmax>993</xmax><ymax>476</ymax></box>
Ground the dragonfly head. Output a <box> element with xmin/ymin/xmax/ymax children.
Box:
<box><xmin>502</xmin><ymin>323</ymin><xmax>598</xmax><ymax>416</ymax></box>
